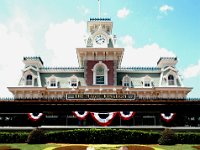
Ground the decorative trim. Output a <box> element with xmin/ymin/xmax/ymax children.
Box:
<box><xmin>28</xmin><ymin>113</ymin><xmax>43</xmax><ymax>121</ymax></box>
<box><xmin>119</xmin><ymin>111</ymin><xmax>136</xmax><ymax>120</ymax></box>
<box><xmin>90</xmin><ymin>112</ymin><xmax>117</xmax><ymax>126</ymax></box>
<box><xmin>122</xmin><ymin>75</ymin><xmax>131</xmax><ymax>87</ymax></box>
<box><xmin>160</xmin><ymin>113</ymin><xmax>176</xmax><ymax>123</ymax></box>
<box><xmin>92</xmin><ymin>61</ymin><xmax>109</xmax><ymax>85</ymax></box>
<box><xmin>72</xmin><ymin>111</ymin><xmax>89</xmax><ymax>120</ymax></box>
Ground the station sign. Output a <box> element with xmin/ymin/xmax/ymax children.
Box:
<box><xmin>66</xmin><ymin>94</ymin><xmax>136</xmax><ymax>100</ymax></box>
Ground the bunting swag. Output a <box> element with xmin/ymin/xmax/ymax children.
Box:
<box><xmin>72</xmin><ymin>111</ymin><xmax>89</xmax><ymax>120</ymax></box>
<box><xmin>160</xmin><ymin>113</ymin><xmax>176</xmax><ymax>123</ymax></box>
<box><xmin>90</xmin><ymin>112</ymin><xmax>117</xmax><ymax>126</ymax></box>
<box><xmin>119</xmin><ymin>111</ymin><xmax>136</xmax><ymax>120</ymax></box>
<box><xmin>28</xmin><ymin>113</ymin><xmax>43</xmax><ymax>121</ymax></box>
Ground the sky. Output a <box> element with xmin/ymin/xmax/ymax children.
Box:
<box><xmin>0</xmin><ymin>0</ymin><xmax>199</xmax><ymax>98</ymax></box>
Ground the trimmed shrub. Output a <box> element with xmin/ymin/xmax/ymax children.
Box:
<box><xmin>1</xmin><ymin>128</ymin><xmax>200</xmax><ymax>144</ymax></box>
<box><xmin>26</xmin><ymin>128</ymin><xmax>46</xmax><ymax>144</ymax></box>
<box><xmin>158</xmin><ymin>128</ymin><xmax>176</xmax><ymax>145</ymax></box>
<box><xmin>45</xmin><ymin>129</ymin><xmax>160</xmax><ymax>144</ymax></box>
<box><xmin>0</xmin><ymin>132</ymin><xmax>28</xmax><ymax>143</ymax></box>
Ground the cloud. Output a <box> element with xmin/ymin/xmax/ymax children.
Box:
<box><xmin>117</xmin><ymin>8</ymin><xmax>130</xmax><ymax>18</ymax></box>
<box><xmin>183</xmin><ymin>60</ymin><xmax>200</xmax><ymax>79</ymax></box>
<box><xmin>120</xmin><ymin>35</ymin><xmax>134</xmax><ymax>47</ymax></box>
<box><xmin>160</xmin><ymin>5</ymin><xmax>174</xmax><ymax>14</ymax></box>
<box><xmin>0</xmin><ymin>9</ymin><xmax>35</xmax><ymax>97</ymax></box>
<box><xmin>77</xmin><ymin>6</ymin><xmax>90</xmax><ymax>15</ymax></box>
<box><xmin>45</xmin><ymin>19</ymin><xmax>86</xmax><ymax>67</ymax></box>
<box><xmin>119</xmin><ymin>35</ymin><xmax>176</xmax><ymax>67</ymax></box>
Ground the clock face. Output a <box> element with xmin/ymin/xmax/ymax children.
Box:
<box><xmin>95</xmin><ymin>34</ymin><xmax>106</xmax><ymax>45</ymax></box>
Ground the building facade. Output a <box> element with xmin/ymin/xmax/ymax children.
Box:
<box><xmin>6</xmin><ymin>18</ymin><xmax>193</xmax><ymax>126</ymax></box>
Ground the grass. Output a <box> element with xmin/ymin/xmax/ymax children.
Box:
<box><xmin>0</xmin><ymin>144</ymin><xmax>199</xmax><ymax>150</ymax></box>
<box><xmin>0</xmin><ymin>143</ymin><xmax>59</xmax><ymax>150</ymax></box>
<box><xmin>153</xmin><ymin>144</ymin><xmax>197</xmax><ymax>150</ymax></box>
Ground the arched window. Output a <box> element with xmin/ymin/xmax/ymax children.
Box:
<box><xmin>96</xmin><ymin>65</ymin><xmax>105</xmax><ymax>85</ymax></box>
<box><xmin>92</xmin><ymin>61</ymin><xmax>109</xmax><ymax>85</ymax></box>
<box><xmin>168</xmin><ymin>75</ymin><xmax>175</xmax><ymax>85</ymax></box>
<box><xmin>26</xmin><ymin>75</ymin><xmax>32</xmax><ymax>85</ymax></box>
<box><xmin>122</xmin><ymin>75</ymin><xmax>130</xmax><ymax>87</ymax></box>
<box><xmin>70</xmin><ymin>75</ymin><xmax>78</xmax><ymax>88</ymax></box>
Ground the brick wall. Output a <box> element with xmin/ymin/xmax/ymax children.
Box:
<box><xmin>86</xmin><ymin>60</ymin><xmax>115</xmax><ymax>85</ymax></box>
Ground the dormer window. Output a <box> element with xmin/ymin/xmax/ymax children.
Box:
<box><xmin>70</xmin><ymin>75</ymin><xmax>78</xmax><ymax>88</ymax></box>
<box><xmin>168</xmin><ymin>75</ymin><xmax>175</xmax><ymax>85</ymax></box>
<box><xmin>47</xmin><ymin>75</ymin><xmax>58</xmax><ymax>88</ymax></box>
<box><xmin>143</xmin><ymin>75</ymin><xmax>152</xmax><ymax>88</ymax></box>
<box><xmin>50</xmin><ymin>79</ymin><xmax>56</xmax><ymax>87</ymax></box>
<box><xmin>26</xmin><ymin>75</ymin><xmax>33</xmax><ymax>86</ymax></box>
<box><xmin>144</xmin><ymin>81</ymin><xmax>151</xmax><ymax>87</ymax></box>
<box><xmin>122</xmin><ymin>75</ymin><xmax>131</xmax><ymax>87</ymax></box>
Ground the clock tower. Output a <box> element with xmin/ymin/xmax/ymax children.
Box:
<box><xmin>76</xmin><ymin>18</ymin><xmax>124</xmax><ymax>86</ymax></box>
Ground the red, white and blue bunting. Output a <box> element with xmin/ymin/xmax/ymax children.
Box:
<box><xmin>72</xmin><ymin>111</ymin><xmax>89</xmax><ymax>120</ymax></box>
<box><xmin>72</xmin><ymin>111</ymin><xmax>137</xmax><ymax>126</ymax></box>
<box><xmin>160</xmin><ymin>113</ymin><xmax>176</xmax><ymax>123</ymax></box>
<box><xmin>119</xmin><ymin>111</ymin><xmax>136</xmax><ymax>120</ymax></box>
<box><xmin>90</xmin><ymin>112</ymin><xmax>117</xmax><ymax>126</ymax></box>
<box><xmin>28</xmin><ymin>113</ymin><xmax>43</xmax><ymax>122</ymax></box>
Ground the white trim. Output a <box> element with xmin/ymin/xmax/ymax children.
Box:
<box><xmin>23</xmin><ymin>66</ymin><xmax>39</xmax><ymax>72</ymax></box>
<box><xmin>159</xmin><ymin>69</ymin><xmax>164</xmax><ymax>87</ymax></box>
<box><xmin>163</xmin><ymin>70</ymin><xmax>177</xmax><ymax>87</ymax></box>
<box><xmin>122</xmin><ymin>75</ymin><xmax>131</xmax><ymax>87</ymax></box>
<box><xmin>69</xmin><ymin>75</ymin><xmax>79</xmax><ymax>88</ymax></box>
<box><xmin>46</xmin><ymin>75</ymin><xmax>58</xmax><ymax>88</ymax></box>
<box><xmin>163</xmin><ymin>66</ymin><xmax>177</xmax><ymax>72</ymax></box>
<box><xmin>142</xmin><ymin>75</ymin><xmax>153</xmax><ymax>88</ymax></box>
<box><xmin>23</xmin><ymin>71</ymin><xmax>37</xmax><ymax>87</ymax></box>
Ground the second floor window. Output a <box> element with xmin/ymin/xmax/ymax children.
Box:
<box><xmin>50</xmin><ymin>79</ymin><xmax>56</xmax><ymax>87</ymax></box>
<box><xmin>144</xmin><ymin>81</ymin><xmax>151</xmax><ymax>87</ymax></box>
<box><xmin>168</xmin><ymin>75</ymin><xmax>175</xmax><ymax>85</ymax></box>
<box><xmin>26</xmin><ymin>75</ymin><xmax>32</xmax><ymax>85</ymax></box>
<box><xmin>96</xmin><ymin>66</ymin><xmax>105</xmax><ymax>85</ymax></box>
<box><xmin>71</xmin><ymin>78</ymin><xmax>78</xmax><ymax>87</ymax></box>
<box><xmin>143</xmin><ymin>76</ymin><xmax>152</xmax><ymax>88</ymax></box>
<box><xmin>122</xmin><ymin>75</ymin><xmax>130</xmax><ymax>87</ymax></box>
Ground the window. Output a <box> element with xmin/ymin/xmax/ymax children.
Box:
<box><xmin>70</xmin><ymin>76</ymin><xmax>78</xmax><ymax>87</ymax></box>
<box><xmin>50</xmin><ymin>79</ymin><xmax>56</xmax><ymax>87</ymax></box>
<box><xmin>92</xmin><ymin>61</ymin><xmax>109</xmax><ymax>85</ymax></box>
<box><xmin>143</xmin><ymin>76</ymin><xmax>152</xmax><ymax>88</ymax></box>
<box><xmin>46</xmin><ymin>75</ymin><xmax>58</xmax><ymax>88</ymax></box>
<box><xmin>168</xmin><ymin>75</ymin><xmax>175</xmax><ymax>85</ymax></box>
<box><xmin>122</xmin><ymin>75</ymin><xmax>130</xmax><ymax>87</ymax></box>
<box><xmin>96</xmin><ymin>66</ymin><xmax>105</xmax><ymax>85</ymax></box>
<box><xmin>144</xmin><ymin>81</ymin><xmax>151</xmax><ymax>87</ymax></box>
<box><xmin>26</xmin><ymin>75</ymin><xmax>32</xmax><ymax>85</ymax></box>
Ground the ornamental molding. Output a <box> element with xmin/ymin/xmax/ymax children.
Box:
<box><xmin>23</xmin><ymin>70</ymin><xmax>37</xmax><ymax>79</ymax></box>
<box><xmin>162</xmin><ymin>66</ymin><xmax>177</xmax><ymax>72</ymax></box>
<box><xmin>23</xmin><ymin>65</ymin><xmax>39</xmax><ymax>72</ymax></box>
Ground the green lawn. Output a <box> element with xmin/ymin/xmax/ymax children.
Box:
<box><xmin>0</xmin><ymin>144</ymin><xmax>199</xmax><ymax>150</ymax></box>
<box><xmin>153</xmin><ymin>144</ymin><xmax>197</xmax><ymax>150</ymax></box>
<box><xmin>0</xmin><ymin>143</ymin><xmax>59</xmax><ymax>150</ymax></box>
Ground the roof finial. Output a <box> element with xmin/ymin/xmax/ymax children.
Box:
<box><xmin>98</xmin><ymin>0</ymin><xmax>101</xmax><ymax>18</ymax></box>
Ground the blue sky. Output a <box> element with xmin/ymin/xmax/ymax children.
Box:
<box><xmin>0</xmin><ymin>0</ymin><xmax>199</xmax><ymax>97</ymax></box>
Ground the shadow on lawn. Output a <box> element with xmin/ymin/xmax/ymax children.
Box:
<box><xmin>0</xmin><ymin>146</ymin><xmax>20</xmax><ymax>150</ymax></box>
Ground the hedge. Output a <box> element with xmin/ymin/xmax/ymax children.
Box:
<box><xmin>0</xmin><ymin>132</ymin><xmax>28</xmax><ymax>143</ymax></box>
<box><xmin>0</xmin><ymin>129</ymin><xmax>200</xmax><ymax>144</ymax></box>
<box><xmin>46</xmin><ymin>129</ymin><xmax>160</xmax><ymax>144</ymax></box>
